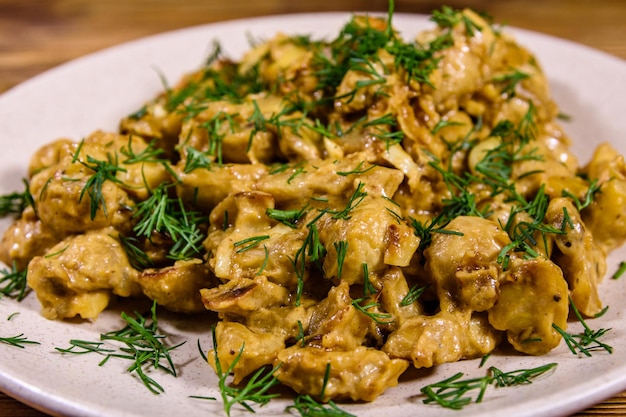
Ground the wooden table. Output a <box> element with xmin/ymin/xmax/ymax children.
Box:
<box><xmin>1</xmin><ymin>0</ymin><xmax>625</xmax><ymax>416</ymax></box>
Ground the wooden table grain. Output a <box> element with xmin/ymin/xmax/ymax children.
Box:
<box><xmin>1</xmin><ymin>0</ymin><xmax>625</xmax><ymax>416</ymax></box>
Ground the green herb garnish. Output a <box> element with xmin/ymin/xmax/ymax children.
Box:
<box><xmin>0</xmin><ymin>333</ymin><xmax>40</xmax><ymax>348</ymax></box>
<box><xmin>132</xmin><ymin>183</ymin><xmax>207</xmax><ymax>260</ymax></box>
<box><xmin>74</xmin><ymin>150</ymin><xmax>127</xmax><ymax>220</ymax></box>
<box><xmin>56</xmin><ymin>301</ymin><xmax>183</xmax><ymax>394</ymax></box>
<box><xmin>352</xmin><ymin>298</ymin><xmax>394</xmax><ymax>325</ymax></box>
<box><xmin>0</xmin><ymin>179</ymin><xmax>34</xmax><ymax>216</ymax></box>
<box><xmin>400</xmin><ymin>284</ymin><xmax>428</xmax><ymax>307</ymax></box>
<box><xmin>0</xmin><ymin>262</ymin><xmax>28</xmax><ymax>301</ymax></box>
<box><xmin>207</xmin><ymin>328</ymin><xmax>281</xmax><ymax>416</ymax></box>
<box><xmin>552</xmin><ymin>298</ymin><xmax>613</xmax><ymax>357</ymax></box>
<box><xmin>287</xmin><ymin>363</ymin><xmax>356</xmax><ymax>417</ymax></box>
<box><xmin>421</xmin><ymin>362</ymin><xmax>557</xmax><ymax>409</ymax></box>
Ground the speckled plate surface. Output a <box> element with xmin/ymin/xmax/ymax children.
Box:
<box><xmin>0</xmin><ymin>13</ymin><xmax>625</xmax><ymax>417</ymax></box>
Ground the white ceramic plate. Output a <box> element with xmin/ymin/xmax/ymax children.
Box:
<box><xmin>1</xmin><ymin>12</ymin><xmax>625</xmax><ymax>417</ymax></box>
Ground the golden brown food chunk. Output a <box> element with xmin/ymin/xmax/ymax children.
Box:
<box><xmin>544</xmin><ymin>197</ymin><xmax>605</xmax><ymax>316</ymax></box>
<box><xmin>383</xmin><ymin>308</ymin><xmax>501</xmax><ymax>368</ymax></box>
<box><xmin>29</xmin><ymin>149</ymin><xmax>134</xmax><ymax>238</ymax></box>
<box><xmin>28</xmin><ymin>138</ymin><xmax>74</xmax><ymax>177</ymax></box>
<box><xmin>27</xmin><ymin>228</ymin><xmax>140</xmax><ymax>320</ymax></box>
<box><xmin>176</xmin><ymin>98</ymin><xmax>279</xmax><ymax>165</ymax></box>
<box><xmin>488</xmin><ymin>257</ymin><xmax>568</xmax><ymax>355</ymax></box>
<box><xmin>26</xmin><ymin>131</ymin><xmax>172</xmax><ymax>238</ymax></box>
<box><xmin>174</xmin><ymin>164</ymin><xmax>268</xmax><ymax>212</ymax></box>
<box><xmin>383</xmin><ymin>311</ymin><xmax>470</xmax><ymax>368</ymax></box>
<box><xmin>119</xmin><ymin>100</ymin><xmax>182</xmax><ymax>159</ymax></box>
<box><xmin>200</xmin><ymin>276</ymin><xmax>290</xmax><ymax>318</ymax></box>
<box><xmin>208</xmin><ymin>321</ymin><xmax>286</xmax><ymax>384</ymax></box>
<box><xmin>0</xmin><ymin>207</ymin><xmax>58</xmax><ymax>270</ymax></box>
<box><xmin>318</xmin><ymin>197</ymin><xmax>419</xmax><ymax>285</ymax></box>
<box><xmin>204</xmin><ymin>191</ymin><xmax>306</xmax><ymax>288</ymax></box>
<box><xmin>378</xmin><ymin>267</ymin><xmax>423</xmax><ymax>325</ymax></box>
<box><xmin>275</xmin><ymin>346</ymin><xmax>408</xmax><ymax>402</ymax></box>
<box><xmin>582</xmin><ymin>142</ymin><xmax>626</xmax><ymax>254</ymax></box>
<box><xmin>306</xmin><ymin>281</ymin><xmax>370</xmax><ymax>350</ymax></box>
<box><xmin>136</xmin><ymin>259</ymin><xmax>217</xmax><ymax>313</ymax></box>
<box><xmin>424</xmin><ymin>216</ymin><xmax>510</xmax><ymax>312</ymax></box>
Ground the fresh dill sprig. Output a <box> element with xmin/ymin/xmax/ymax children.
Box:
<box><xmin>492</xmin><ymin>69</ymin><xmax>530</xmax><ymax>97</ymax></box>
<box><xmin>331</xmin><ymin>182</ymin><xmax>367</xmax><ymax>220</ymax></box>
<box><xmin>119</xmin><ymin>137</ymin><xmax>167</xmax><ymax>165</ymax></box>
<box><xmin>336</xmin><ymin>161</ymin><xmax>376</xmax><ymax>177</ymax></box>
<box><xmin>199</xmin><ymin>111</ymin><xmax>238</xmax><ymax>166</ymax></box>
<box><xmin>304</xmin><ymin>224</ymin><xmax>327</xmax><ymax>264</ymax></box>
<box><xmin>362</xmin><ymin>263</ymin><xmax>376</xmax><ymax>296</ymax></box>
<box><xmin>55</xmin><ymin>339</ymin><xmax>115</xmax><ymax>355</ymax></box>
<box><xmin>183</xmin><ymin>147</ymin><xmax>213</xmax><ymax>173</ymax></box>
<box><xmin>552</xmin><ymin>298</ymin><xmax>613</xmax><ymax>357</ymax></box>
<box><xmin>333</xmin><ymin>240</ymin><xmax>348</xmax><ymax>278</ymax></box>
<box><xmin>613</xmin><ymin>261</ymin><xmax>626</xmax><ymax>279</ymax></box>
<box><xmin>561</xmin><ymin>179</ymin><xmax>601</xmax><ymax>211</ymax></box>
<box><xmin>0</xmin><ymin>179</ymin><xmax>35</xmax><ymax>217</ymax></box>
<box><xmin>0</xmin><ymin>262</ymin><xmax>29</xmax><ymax>301</ymax></box>
<box><xmin>323</xmin><ymin>15</ymin><xmax>390</xmax><ymax>97</ymax></box>
<box><xmin>479</xmin><ymin>354</ymin><xmax>491</xmax><ymax>368</ymax></box>
<box><xmin>497</xmin><ymin>186</ymin><xmax>566</xmax><ymax>268</ymax></box>
<box><xmin>489</xmin><ymin>364</ymin><xmax>557</xmax><ymax>387</ymax></box>
<box><xmin>118</xmin><ymin>235</ymin><xmax>153</xmax><ymax>270</ymax></box>
<box><xmin>288</xmin><ymin>394</ymin><xmax>356</xmax><ymax>417</ymax></box>
<box><xmin>256</xmin><ymin>245</ymin><xmax>270</xmax><ymax>276</ymax></box>
<box><xmin>431</xmin><ymin>119</ymin><xmax>465</xmax><ymax>135</ymax></box>
<box><xmin>266</xmin><ymin>205</ymin><xmax>309</xmax><ymax>228</ymax></box>
<box><xmin>430</xmin><ymin>6</ymin><xmax>483</xmax><ymax>37</ymax></box>
<box><xmin>295</xmin><ymin>320</ymin><xmax>306</xmax><ymax>347</ymax></box>
<box><xmin>73</xmin><ymin>148</ymin><xmax>127</xmax><ymax>220</ymax></box>
<box><xmin>386</xmin><ymin>31</ymin><xmax>452</xmax><ymax>88</ymax></box>
<box><xmin>0</xmin><ymin>333</ymin><xmax>40</xmax><ymax>348</ymax></box>
<box><xmin>290</xmin><ymin>211</ymin><xmax>332</xmax><ymax>306</ymax></box>
<box><xmin>132</xmin><ymin>183</ymin><xmax>207</xmax><ymax>260</ymax></box>
<box><xmin>247</xmin><ymin>99</ymin><xmax>267</xmax><ymax>152</ymax></box>
<box><xmin>421</xmin><ymin>362</ymin><xmax>557</xmax><ymax>409</ymax></box>
<box><xmin>297</xmin><ymin>117</ymin><xmax>337</xmax><ymax>139</ymax></box>
<box><xmin>474</xmin><ymin>117</ymin><xmax>542</xmax><ymax>196</ymax></box>
<box><xmin>56</xmin><ymin>301</ymin><xmax>184</xmax><ymax>394</ymax></box>
<box><xmin>127</xmin><ymin>105</ymin><xmax>147</xmax><ymax>120</ymax></box>
<box><xmin>287</xmin><ymin>363</ymin><xmax>356</xmax><ymax>417</ymax></box>
<box><xmin>162</xmin><ymin>56</ymin><xmax>264</xmax><ymax>115</ymax></box>
<box><xmin>422</xmin><ymin>372</ymin><xmax>489</xmax><ymax>409</ymax></box>
<box><xmin>410</xmin><ymin>214</ymin><xmax>464</xmax><ymax>253</ymax></box>
<box><xmin>400</xmin><ymin>284</ymin><xmax>428</xmax><ymax>307</ymax></box>
<box><xmin>233</xmin><ymin>235</ymin><xmax>270</xmax><ymax>253</ymax></box>
<box><xmin>352</xmin><ymin>298</ymin><xmax>394</xmax><ymax>325</ymax></box>
<box><xmin>288</xmin><ymin>164</ymin><xmax>307</xmax><ymax>184</ymax></box>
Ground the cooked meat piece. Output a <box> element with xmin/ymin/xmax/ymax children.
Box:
<box><xmin>0</xmin><ymin>207</ymin><xmax>58</xmax><ymax>270</ymax></box>
<box><xmin>582</xmin><ymin>142</ymin><xmax>626</xmax><ymax>254</ymax></box>
<box><xmin>488</xmin><ymin>256</ymin><xmax>568</xmax><ymax>355</ymax></box>
<box><xmin>27</xmin><ymin>228</ymin><xmax>141</xmax><ymax>320</ymax></box>
<box><xmin>207</xmin><ymin>321</ymin><xmax>286</xmax><ymax>384</ymax></box>
<box><xmin>544</xmin><ymin>197</ymin><xmax>605</xmax><ymax>316</ymax></box>
<box><xmin>275</xmin><ymin>345</ymin><xmax>408</xmax><ymax>402</ymax></box>
<box><xmin>424</xmin><ymin>216</ymin><xmax>510</xmax><ymax>312</ymax></box>
<box><xmin>137</xmin><ymin>259</ymin><xmax>218</xmax><ymax>313</ymax></box>
<box><xmin>200</xmin><ymin>275</ymin><xmax>290</xmax><ymax>318</ymax></box>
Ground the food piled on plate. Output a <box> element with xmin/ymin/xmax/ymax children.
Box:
<box><xmin>2</xmin><ymin>6</ymin><xmax>625</xmax><ymax>403</ymax></box>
